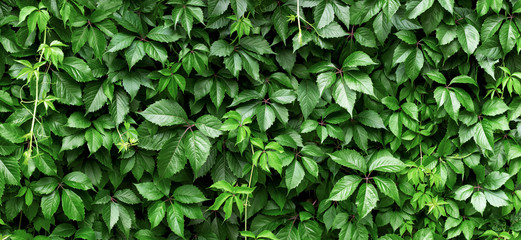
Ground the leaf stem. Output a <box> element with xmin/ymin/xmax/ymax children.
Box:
<box><xmin>244</xmin><ymin>144</ymin><xmax>255</xmax><ymax>239</ymax></box>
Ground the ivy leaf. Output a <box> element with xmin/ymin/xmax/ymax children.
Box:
<box><xmin>134</xmin><ymin>182</ymin><xmax>164</xmax><ymax>201</ymax></box>
<box><xmin>328</xmin><ymin>175</ymin><xmax>362</xmax><ymax>201</ymax></box>
<box><xmin>473</xmin><ymin>121</ymin><xmax>494</xmax><ymax>151</ymax></box>
<box><xmin>356</xmin><ymin>110</ymin><xmax>386</xmax><ymax>129</ymax></box>
<box><xmin>148</xmin><ymin>201</ymin><xmax>166</xmax><ymax>228</ymax></box>
<box><xmin>368</xmin><ymin>154</ymin><xmax>405</xmax><ymax>173</ymax></box>
<box><xmin>83</xmin><ymin>82</ymin><xmax>108</xmax><ymax>113</ymax></box>
<box><xmin>344</xmin><ymin>71</ymin><xmax>374</xmax><ymax>96</ymax></box>
<box><xmin>109</xmin><ymin>89</ymin><xmax>130</xmax><ymax>126</ymax></box>
<box><xmin>210</xmin><ymin>40</ymin><xmax>233</xmax><ymax>57</ymax></box>
<box><xmin>471</xmin><ymin>191</ymin><xmax>486</xmax><ymax>214</ymax></box>
<box><xmin>157</xmin><ymin>135</ymin><xmax>186</xmax><ymax>178</ymax></box>
<box><xmin>139</xmin><ymin>100</ymin><xmax>187</xmax><ymax>126</ymax></box>
<box><xmin>62</xmin><ymin>57</ymin><xmax>95</xmax><ymax>82</ymax></box>
<box><xmin>167</xmin><ymin>202</ymin><xmax>185</xmax><ymax>237</ymax></box>
<box><xmin>454</xmin><ymin>185</ymin><xmax>474</xmax><ymax>201</ymax></box>
<box><xmin>356</xmin><ymin>183</ymin><xmax>379</xmax><ymax>219</ymax></box>
<box><xmin>297</xmin><ymin>80</ymin><xmax>320</xmax><ymax>119</ymax></box>
<box><xmin>63</xmin><ymin>172</ymin><xmax>93</xmax><ymax>190</ymax></box>
<box><xmin>499</xmin><ymin>19</ymin><xmax>519</xmax><ymax>54</ymax></box>
<box><xmin>107</xmin><ymin>33</ymin><xmax>135</xmax><ymax>52</ymax></box>
<box><xmin>256</xmin><ymin>104</ymin><xmax>276</xmax><ymax>132</ymax></box>
<box><xmin>482</xmin><ymin>98</ymin><xmax>509</xmax><ymax>116</ymax></box>
<box><xmin>407</xmin><ymin>0</ymin><xmax>435</xmax><ymax>19</ymax></box>
<box><xmin>62</xmin><ymin>189</ymin><xmax>85</xmax><ymax>221</ymax></box>
<box><xmin>102</xmin><ymin>202</ymin><xmax>120</xmax><ymax>230</ymax></box>
<box><xmin>41</xmin><ymin>191</ymin><xmax>60</xmax><ymax>219</ymax></box>
<box><xmin>125</xmin><ymin>41</ymin><xmax>146</xmax><ymax>69</ymax></box>
<box><xmin>173</xmin><ymin>185</ymin><xmax>208</xmax><ymax>204</ymax></box>
<box><xmin>457</xmin><ymin>24</ymin><xmax>480</xmax><ymax>54</ymax></box>
<box><xmin>328</xmin><ymin>149</ymin><xmax>367</xmax><ymax>173</ymax></box>
<box><xmin>373</xmin><ymin>176</ymin><xmax>400</xmax><ymax>203</ymax></box>
<box><xmin>183</xmin><ymin>131</ymin><xmax>211</xmax><ymax>175</ymax></box>
<box><xmin>314</xmin><ymin>1</ymin><xmax>335</xmax><ymax>29</ymax></box>
<box><xmin>343</xmin><ymin>51</ymin><xmax>377</xmax><ymax>68</ymax></box>
<box><xmin>147</xmin><ymin>26</ymin><xmax>181</xmax><ymax>43</ymax></box>
<box><xmin>483</xmin><ymin>171</ymin><xmax>510</xmax><ymax>190</ymax></box>
<box><xmin>333</xmin><ymin>79</ymin><xmax>356</xmax><ymax>115</ymax></box>
<box><xmin>88</xmin><ymin>27</ymin><xmax>106</xmax><ymax>60</ymax></box>
<box><xmin>484</xmin><ymin>190</ymin><xmax>509</xmax><ymax>207</ymax></box>
<box><xmin>285</xmin><ymin>160</ymin><xmax>305</xmax><ymax>190</ymax></box>
<box><xmin>144</xmin><ymin>41</ymin><xmax>168</xmax><ymax>63</ymax></box>
<box><xmin>405</xmin><ymin>48</ymin><xmax>424</xmax><ymax>80</ymax></box>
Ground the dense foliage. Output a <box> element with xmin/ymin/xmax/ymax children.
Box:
<box><xmin>2</xmin><ymin>0</ymin><xmax>521</xmax><ymax>239</ymax></box>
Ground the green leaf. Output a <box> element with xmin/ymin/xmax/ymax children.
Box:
<box><xmin>148</xmin><ymin>201</ymin><xmax>166</xmax><ymax>228</ymax></box>
<box><xmin>88</xmin><ymin>27</ymin><xmax>106</xmax><ymax>60</ymax></box>
<box><xmin>41</xmin><ymin>191</ymin><xmax>60</xmax><ymax>219</ymax></box>
<box><xmin>484</xmin><ymin>190</ymin><xmax>509</xmax><ymax>207</ymax></box>
<box><xmin>33</xmin><ymin>177</ymin><xmax>59</xmax><ymax>194</ymax></box>
<box><xmin>67</xmin><ymin>112</ymin><xmax>91</xmax><ymax>129</ymax></box>
<box><xmin>373</xmin><ymin>176</ymin><xmax>400</xmax><ymax>202</ymax></box>
<box><xmin>102</xmin><ymin>202</ymin><xmax>119</xmax><ymax>229</ymax></box>
<box><xmin>139</xmin><ymin>99</ymin><xmax>187</xmax><ymax>126</ymax></box>
<box><xmin>499</xmin><ymin>20</ymin><xmax>519</xmax><ymax>54</ymax></box>
<box><xmin>195</xmin><ymin>115</ymin><xmax>222</xmax><ymax>138</ymax></box>
<box><xmin>134</xmin><ymin>182</ymin><xmax>164</xmax><ymax>201</ymax></box>
<box><xmin>145</xmin><ymin>41</ymin><xmax>168</xmax><ymax>63</ymax></box>
<box><xmin>0</xmin><ymin>124</ymin><xmax>25</xmax><ymax>144</ymax></box>
<box><xmin>343</xmin><ymin>51</ymin><xmax>377</xmax><ymax>68</ymax></box>
<box><xmin>297</xmin><ymin>80</ymin><xmax>320</xmax><ymax>119</ymax></box>
<box><xmin>62</xmin><ymin>57</ymin><xmax>95</xmax><ymax>82</ymax></box>
<box><xmin>184</xmin><ymin>131</ymin><xmax>211</xmax><ymax>175</ymax></box>
<box><xmin>344</xmin><ymin>71</ymin><xmax>374</xmax><ymax>96</ymax></box>
<box><xmin>454</xmin><ymin>185</ymin><xmax>474</xmax><ymax>201</ymax></box>
<box><xmin>107</xmin><ymin>33</ymin><xmax>135</xmax><ymax>52</ymax></box>
<box><xmin>125</xmin><ymin>41</ymin><xmax>145</xmax><ymax>69</ymax></box>
<box><xmin>285</xmin><ymin>160</ymin><xmax>305</xmax><ymax>190</ymax></box>
<box><xmin>83</xmin><ymin>82</ymin><xmax>108</xmax><ymax>113</ymax></box>
<box><xmin>109</xmin><ymin>89</ymin><xmax>130</xmax><ymax>126</ymax></box>
<box><xmin>53</xmin><ymin>71</ymin><xmax>83</xmax><ymax>106</ymax></box>
<box><xmin>368</xmin><ymin>153</ymin><xmax>405</xmax><ymax>173</ymax></box>
<box><xmin>405</xmin><ymin>48</ymin><xmax>424</xmax><ymax>80</ymax></box>
<box><xmin>356</xmin><ymin>110</ymin><xmax>386</xmax><ymax>129</ymax></box>
<box><xmin>210</xmin><ymin>40</ymin><xmax>233</xmax><ymax>57</ymax></box>
<box><xmin>482</xmin><ymin>98</ymin><xmax>509</xmax><ymax>116</ymax></box>
<box><xmin>437</xmin><ymin>0</ymin><xmax>454</xmax><ymax>13</ymax></box>
<box><xmin>407</xmin><ymin>0</ymin><xmax>435</xmax><ymax>19</ymax></box>
<box><xmin>328</xmin><ymin>149</ymin><xmax>367</xmax><ymax>173</ymax></box>
<box><xmin>167</xmin><ymin>202</ymin><xmax>185</xmax><ymax>237</ymax></box>
<box><xmin>450</xmin><ymin>75</ymin><xmax>478</xmax><ymax>87</ymax></box>
<box><xmin>256</xmin><ymin>104</ymin><xmax>276</xmax><ymax>132</ymax></box>
<box><xmin>333</xmin><ymin>79</ymin><xmax>356</xmax><ymax>115</ymax></box>
<box><xmin>457</xmin><ymin>24</ymin><xmax>480</xmax><ymax>54</ymax></box>
<box><xmin>240</xmin><ymin>36</ymin><xmax>274</xmax><ymax>55</ymax></box>
<box><xmin>113</xmin><ymin>189</ymin><xmax>141</xmax><ymax>204</ymax></box>
<box><xmin>62</xmin><ymin>189</ymin><xmax>85</xmax><ymax>221</ymax></box>
<box><xmin>471</xmin><ymin>191</ymin><xmax>486</xmax><ymax>214</ymax></box>
<box><xmin>147</xmin><ymin>26</ymin><xmax>181</xmax><ymax>43</ymax></box>
<box><xmin>173</xmin><ymin>185</ymin><xmax>208</xmax><ymax>204</ymax></box>
<box><xmin>356</xmin><ymin>183</ymin><xmax>379</xmax><ymax>219</ymax></box>
<box><xmin>473</xmin><ymin>121</ymin><xmax>494</xmax><ymax>151</ymax></box>
<box><xmin>71</xmin><ymin>27</ymin><xmax>89</xmax><ymax>53</ymax></box>
<box><xmin>157</xmin><ymin>135</ymin><xmax>186</xmax><ymax>178</ymax></box>
<box><xmin>63</xmin><ymin>171</ymin><xmax>93</xmax><ymax>190</ymax></box>
<box><xmin>328</xmin><ymin>175</ymin><xmax>362</xmax><ymax>201</ymax></box>
<box><xmin>314</xmin><ymin>1</ymin><xmax>335</xmax><ymax>29</ymax></box>
<box><xmin>483</xmin><ymin>171</ymin><xmax>510</xmax><ymax>190</ymax></box>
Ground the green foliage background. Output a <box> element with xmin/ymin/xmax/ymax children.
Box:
<box><xmin>1</xmin><ymin>0</ymin><xmax>521</xmax><ymax>239</ymax></box>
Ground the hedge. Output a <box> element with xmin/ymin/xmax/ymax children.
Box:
<box><xmin>0</xmin><ymin>0</ymin><xmax>521</xmax><ymax>239</ymax></box>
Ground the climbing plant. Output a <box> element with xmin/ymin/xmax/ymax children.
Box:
<box><xmin>1</xmin><ymin>0</ymin><xmax>521</xmax><ymax>239</ymax></box>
